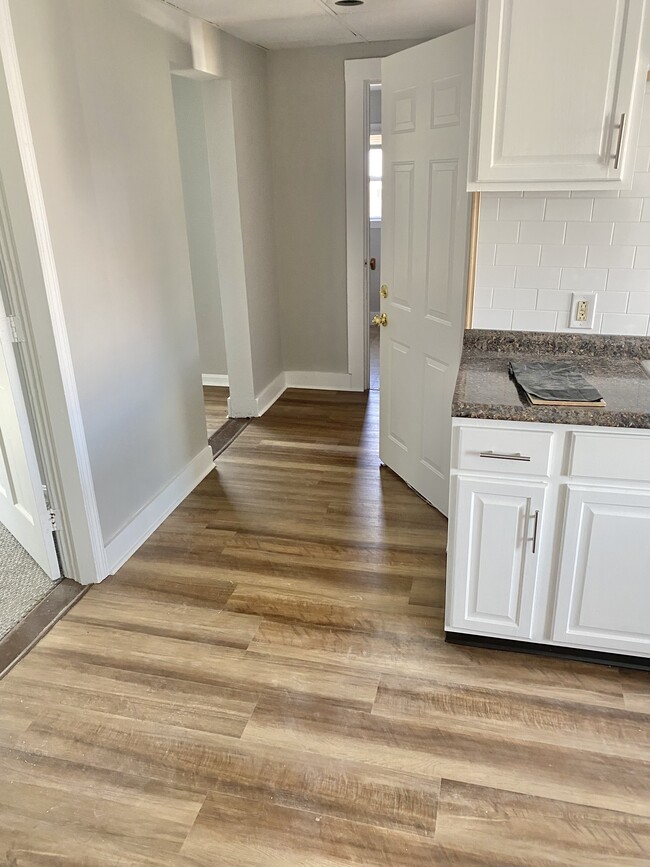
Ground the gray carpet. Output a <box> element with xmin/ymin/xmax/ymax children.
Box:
<box><xmin>0</xmin><ymin>522</ymin><xmax>55</xmax><ymax>641</ymax></box>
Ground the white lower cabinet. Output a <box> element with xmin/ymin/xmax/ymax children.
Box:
<box><xmin>447</xmin><ymin>419</ymin><xmax>650</xmax><ymax>658</ymax></box>
<box><xmin>553</xmin><ymin>486</ymin><xmax>650</xmax><ymax>655</ymax></box>
<box><xmin>449</xmin><ymin>477</ymin><xmax>546</xmax><ymax>639</ymax></box>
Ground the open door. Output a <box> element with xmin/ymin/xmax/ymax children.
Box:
<box><xmin>379</xmin><ymin>27</ymin><xmax>474</xmax><ymax>516</ymax></box>
<box><xmin>0</xmin><ymin>280</ymin><xmax>59</xmax><ymax>579</ymax></box>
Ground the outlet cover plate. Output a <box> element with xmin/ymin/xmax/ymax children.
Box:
<box><xmin>570</xmin><ymin>292</ymin><xmax>597</xmax><ymax>330</ymax></box>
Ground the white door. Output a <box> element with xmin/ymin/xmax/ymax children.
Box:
<box><xmin>553</xmin><ymin>485</ymin><xmax>650</xmax><ymax>655</ymax></box>
<box><xmin>380</xmin><ymin>27</ymin><xmax>474</xmax><ymax>515</ymax></box>
<box><xmin>447</xmin><ymin>477</ymin><xmax>546</xmax><ymax>639</ymax></box>
<box><xmin>0</xmin><ymin>284</ymin><xmax>59</xmax><ymax>578</ymax></box>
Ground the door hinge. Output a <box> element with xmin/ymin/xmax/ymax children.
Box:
<box><xmin>2</xmin><ymin>314</ymin><xmax>25</xmax><ymax>343</ymax></box>
<box><xmin>48</xmin><ymin>509</ymin><xmax>58</xmax><ymax>532</ymax></box>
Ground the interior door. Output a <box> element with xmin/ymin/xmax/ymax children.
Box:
<box><xmin>0</xmin><ymin>279</ymin><xmax>59</xmax><ymax>578</ymax></box>
<box><xmin>380</xmin><ymin>27</ymin><xmax>473</xmax><ymax>515</ymax></box>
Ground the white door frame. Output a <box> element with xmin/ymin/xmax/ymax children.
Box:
<box><xmin>345</xmin><ymin>58</ymin><xmax>381</xmax><ymax>393</ymax></box>
<box><xmin>0</xmin><ymin>0</ymin><xmax>108</xmax><ymax>584</ymax></box>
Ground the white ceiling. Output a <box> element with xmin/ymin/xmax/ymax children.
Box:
<box><xmin>161</xmin><ymin>0</ymin><xmax>476</xmax><ymax>50</ymax></box>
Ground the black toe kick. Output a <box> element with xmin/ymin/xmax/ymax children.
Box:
<box><xmin>445</xmin><ymin>631</ymin><xmax>650</xmax><ymax>671</ymax></box>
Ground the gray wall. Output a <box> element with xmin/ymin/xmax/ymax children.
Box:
<box><xmin>267</xmin><ymin>41</ymin><xmax>419</xmax><ymax>374</ymax></box>
<box><xmin>370</xmin><ymin>225</ymin><xmax>382</xmax><ymax>314</ymax></box>
<box><xmin>216</xmin><ymin>31</ymin><xmax>284</xmax><ymax>395</ymax></box>
<box><xmin>10</xmin><ymin>0</ymin><xmax>207</xmax><ymax>545</ymax></box>
<box><xmin>172</xmin><ymin>76</ymin><xmax>228</xmax><ymax>377</ymax></box>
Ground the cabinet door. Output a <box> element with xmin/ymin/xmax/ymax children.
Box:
<box><xmin>554</xmin><ymin>486</ymin><xmax>650</xmax><ymax>654</ymax></box>
<box><xmin>447</xmin><ymin>477</ymin><xmax>547</xmax><ymax>638</ymax></box>
<box><xmin>469</xmin><ymin>0</ymin><xmax>649</xmax><ymax>189</ymax></box>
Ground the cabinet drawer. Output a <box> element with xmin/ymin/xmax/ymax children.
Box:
<box><xmin>569</xmin><ymin>431</ymin><xmax>650</xmax><ymax>483</ymax></box>
<box><xmin>457</xmin><ymin>425</ymin><xmax>553</xmax><ymax>476</ymax></box>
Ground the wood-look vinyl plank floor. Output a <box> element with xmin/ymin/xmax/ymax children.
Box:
<box><xmin>0</xmin><ymin>389</ymin><xmax>649</xmax><ymax>865</ymax></box>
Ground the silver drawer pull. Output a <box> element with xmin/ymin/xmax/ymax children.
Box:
<box><xmin>479</xmin><ymin>451</ymin><xmax>531</xmax><ymax>462</ymax></box>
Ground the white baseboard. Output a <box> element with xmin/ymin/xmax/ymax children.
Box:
<box><xmin>255</xmin><ymin>371</ymin><xmax>287</xmax><ymax>416</ymax></box>
<box><xmin>104</xmin><ymin>445</ymin><xmax>215</xmax><ymax>576</ymax></box>
<box><xmin>285</xmin><ymin>371</ymin><xmax>353</xmax><ymax>391</ymax></box>
<box><xmin>202</xmin><ymin>373</ymin><xmax>229</xmax><ymax>387</ymax></box>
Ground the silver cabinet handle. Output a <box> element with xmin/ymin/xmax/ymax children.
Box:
<box><xmin>479</xmin><ymin>451</ymin><xmax>531</xmax><ymax>462</ymax></box>
<box><xmin>612</xmin><ymin>112</ymin><xmax>626</xmax><ymax>170</ymax></box>
<box><xmin>531</xmin><ymin>510</ymin><xmax>540</xmax><ymax>554</ymax></box>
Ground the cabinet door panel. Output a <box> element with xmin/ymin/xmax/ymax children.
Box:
<box><xmin>447</xmin><ymin>477</ymin><xmax>547</xmax><ymax>638</ymax></box>
<box><xmin>554</xmin><ymin>486</ymin><xmax>650</xmax><ymax>654</ymax></box>
<box><xmin>470</xmin><ymin>0</ymin><xmax>648</xmax><ymax>187</ymax></box>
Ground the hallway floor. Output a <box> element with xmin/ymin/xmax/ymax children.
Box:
<box><xmin>0</xmin><ymin>390</ymin><xmax>648</xmax><ymax>864</ymax></box>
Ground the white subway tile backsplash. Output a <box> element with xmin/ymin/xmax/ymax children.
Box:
<box><xmin>627</xmin><ymin>293</ymin><xmax>650</xmax><ymax>315</ymax></box>
<box><xmin>613</xmin><ymin>222</ymin><xmax>650</xmax><ymax>245</ymax></box>
<box><xmin>519</xmin><ymin>221</ymin><xmax>565</xmax><ymax>244</ymax></box>
<box><xmin>641</xmin><ymin>199</ymin><xmax>650</xmax><ymax>221</ymax></box>
<box><xmin>592</xmin><ymin>198</ymin><xmax>643</xmax><ymax>221</ymax></box>
<box><xmin>498</xmin><ymin>197</ymin><xmax>546</xmax><ymax>221</ymax></box>
<box><xmin>477</xmin><ymin>243</ymin><xmax>496</xmax><ymax>266</ymax></box>
<box><xmin>512</xmin><ymin>310</ymin><xmax>558</xmax><ymax>331</ymax></box>
<box><xmin>606</xmin><ymin>269</ymin><xmax>650</xmax><ymax>291</ymax></box>
<box><xmin>556</xmin><ymin>312</ymin><xmax>603</xmax><ymax>333</ymax></box>
<box><xmin>476</xmin><ymin>263</ymin><xmax>516</xmax><ymax>289</ymax></box>
<box><xmin>478</xmin><ymin>220</ymin><xmax>520</xmax><ymax>244</ymax></box>
<box><xmin>586</xmin><ymin>245</ymin><xmax>635</xmax><ymax>269</ymax></box>
<box><xmin>480</xmin><ymin>195</ymin><xmax>499</xmax><ymax>220</ymax></box>
<box><xmin>601</xmin><ymin>313</ymin><xmax>650</xmax><ymax>335</ymax></box>
<box><xmin>495</xmin><ymin>244</ymin><xmax>541</xmax><ymax>266</ymax></box>
<box><xmin>595</xmin><ymin>291</ymin><xmax>629</xmax><ymax>314</ymax></box>
<box><xmin>540</xmin><ymin>245</ymin><xmax>587</xmax><ymax>267</ymax></box>
<box><xmin>560</xmin><ymin>268</ymin><xmax>608</xmax><ymax>291</ymax></box>
<box><xmin>544</xmin><ymin>198</ymin><xmax>593</xmax><ymax>221</ymax></box>
<box><xmin>473</xmin><ymin>308</ymin><xmax>514</xmax><ymax>329</ymax></box>
<box><xmin>492</xmin><ymin>288</ymin><xmax>538</xmax><ymax>310</ymax></box>
<box><xmin>515</xmin><ymin>266</ymin><xmax>561</xmax><ymax>289</ymax></box>
<box><xmin>536</xmin><ymin>289</ymin><xmax>573</xmax><ymax>311</ymax></box>
<box><xmin>564</xmin><ymin>222</ymin><xmax>613</xmax><ymax>245</ymax></box>
<box><xmin>634</xmin><ymin>247</ymin><xmax>650</xmax><ymax>268</ymax></box>
<box><xmin>474</xmin><ymin>286</ymin><xmax>494</xmax><ymax>308</ymax></box>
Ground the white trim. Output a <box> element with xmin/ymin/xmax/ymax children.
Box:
<box><xmin>345</xmin><ymin>58</ymin><xmax>381</xmax><ymax>393</ymax></box>
<box><xmin>105</xmin><ymin>445</ymin><xmax>214</xmax><ymax>576</ymax></box>
<box><xmin>285</xmin><ymin>371</ymin><xmax>353</xmax><ymax>391</ymax></box>
<box><xmin>0</xmin><ymin>1</ymin><xmax>108</xmax><ymax>582</ymax></box>
<box><xmin>255</xmin><ymin>371</ymin><xmax>286</xmax><ymax>416</ymax></box>
<box><xmin>202</xmin><ymin>373</ymin><xmax>229</xmax><ymax>387</ymax></box>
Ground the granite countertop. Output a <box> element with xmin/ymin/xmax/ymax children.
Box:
<box><xmin>452</xmin><ymin>330</ymin><xmax>650</xmax><ymax>429</ymax></box>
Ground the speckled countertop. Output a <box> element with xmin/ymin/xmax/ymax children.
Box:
<box><xmin>453</xmin><ymin>330</ymin><xmax>650</xmax><ymax>429</ymax></box>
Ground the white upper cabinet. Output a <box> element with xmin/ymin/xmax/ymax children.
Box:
<box><xmin>468</xmin><ymin>0</ymin><xmax>650</xmax><ymax>190</ymax></box>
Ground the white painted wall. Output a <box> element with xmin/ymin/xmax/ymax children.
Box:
<box><xmin>172</xmin><ymin>75</ymin><xmax>228</xmax><ymax>378</ymax></box>
<box><xmin>267</xmin><ymin>41</ymin><xmax>419</xmax><ymax>375</ymax></box>
<box><xmin>211</xmin><ymin>30</ymin><xmax>283</xmax><ymax>398</ymax></box>
<box><xmin>473</xmin><ymin>85</ymin><xmax>650</xmax><ymax>336</ymax></box>
<box><xmin>9</xmin><ymin>0</ymin><xmax>209</xmax><ymax>548</ymax></box>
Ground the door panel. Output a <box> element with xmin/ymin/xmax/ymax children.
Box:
<box><xmin>380</xmin><ymin>28</ymin><xmax>474</xmax><ymax>515</ymax></box>
<box><xmin>0</xmin><ymin>288</ymin><xmax>58</xmax><ymax>578</ymax></box>
<box><xmin>448</xmin><ymin>477</ymin><xmax>547</xmax><ymax>638</ymax></box>
<box><xmin>554</xmin><ymin>486</ymin><xmax>650</xmax><ymax>654</ymax></box>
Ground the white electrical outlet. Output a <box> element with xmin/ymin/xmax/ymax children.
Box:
<box><xmin>570</xmin><ymin>292</ymin><xmax>597</xmax><ymax>330</ymax></box>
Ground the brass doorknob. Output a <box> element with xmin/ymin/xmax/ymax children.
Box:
<box><xmin>372</xmin><ymin>313</ymin><xmax>388</xmax><ymax>327</ymax></box>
